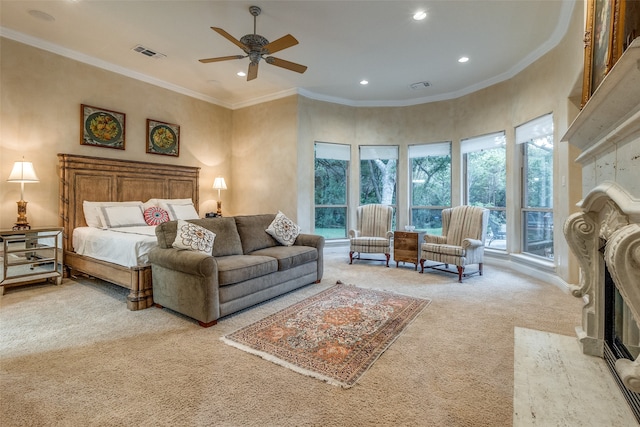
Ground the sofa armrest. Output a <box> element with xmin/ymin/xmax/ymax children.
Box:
<box><xmin>462</xmin><ymin>238</ymin><xmax>484</xmax><ymax>249</ymax></box>
<box><xmin>294</xmin><ymin>233</ymin><xmax>325</xmax><ymax>282</ymax></box>
<box><xmin>148</xmin><ymin>247</ymin><xmax>217</xmax><ymax>278</ymax></box>
<box><xmin>294</xmin><ymin>233</ymin><xmax>324</xmax><ymax>249</ymax></box>
<box><xmin>424</xmin><ymin>234</ymin><xmax>447</xmax><ymax>244</ymax></box>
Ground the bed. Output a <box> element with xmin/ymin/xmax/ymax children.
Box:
<box><xmin>58</xmin><ymin>153</ymin><xmax>200</xmax><ymax>310</ymax></box>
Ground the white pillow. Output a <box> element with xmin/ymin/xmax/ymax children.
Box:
<box><xmin>166</xmin><ymin>203</ymin><xmax>199</xmax><ymax>220</ymax></box>
<box><xmin>172</xmin><ymin>219</ymin><xmax>215</xmax><ymax>254</ymax></box>
<box><xmin>144</xmin><ymin>198</ymin><xmax>193</xmax><ymax>210</ymax></box>
<box><xmin>266</xmin><ymin>211</ymin><xmax>301</xmax><ymax>246</ymax></box>
<box><xmin>99</xmin><ymin>205</ymin><xmax>147</xmax><ymax>228</ymax></box>
<box><xmin>83</xmin><ymin>201</ymin><xmax>143</xmax><ymax>228</ymax></box>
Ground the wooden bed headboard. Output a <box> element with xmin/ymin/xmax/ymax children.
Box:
<box><xmin>58</xmin><ymin>153</ymin><xmax>200</xmax><ymax>253</ymax></box>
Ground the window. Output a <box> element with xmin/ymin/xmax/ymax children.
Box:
<box><xmin>314</xmin><ymin>142</ymin><xmax>350</xmax><ymax>239</ymax></box>
<box><xmin>517</xmin><ymin>114</ymin><xmax>554</xmax><ymax>259</ymax></box>
<box><xmin>359</xmin><ymin>145</ymin><xmax>398</xmax><ymax>226</ymax></box>
<box><xmin>409</xmin><ymin>142</ymin><xmax>451</xmax><ymax>234</ymax></box>
<box><xmin>461</xmin><ymin>132</ymin><xmax>507</xmax><ymax>249</ymax></box>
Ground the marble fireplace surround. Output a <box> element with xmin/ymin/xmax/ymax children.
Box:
<box><xmin>563</xmin><ymin>38</ymin><xmax>640</xmax><ymax>393</ymax></box>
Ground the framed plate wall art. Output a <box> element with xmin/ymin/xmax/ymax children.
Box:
<box><xmin>80</xmin><ymin>104</ymin><xmax>126</xmax><ymax>149</ymax></box>
<box><xmin>146</xmin><ymin>119</ymin><xmax>180</xmax><ymax>157</ymax></box>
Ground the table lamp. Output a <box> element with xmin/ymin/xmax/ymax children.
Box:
<box><xmin>212</xmin><ymin>177</ymin><xmax>227</xmax><ymax>215</ymax></box>
<box><xmin>7</xmin><ymin>159</ymin><xmax>40</xmax><ymax>230</ymax></box>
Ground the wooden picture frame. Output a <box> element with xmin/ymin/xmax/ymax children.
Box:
<box><xmin>581</xmin><ymin>0</ymin><xmax>628</xmax><ymax>107</ymax></box>
<box><xmin>146</xmin><ymin>119</ymin><xmax>180</xmax><ymax>157</ymax></box>
<box><xmin>80</xmin><ymin>104</ymin><xmax>126</xmax><ymax>149</ymax></box>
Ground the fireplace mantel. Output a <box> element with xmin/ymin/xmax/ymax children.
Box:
<box><xmin>563</xmin><ymin>38</ymin><xmax>640</xmax><ymax>162</ymax></box>
<box><xmin>562</xmin><ymin>36</ymin><xmax>640</xmax><ymax>399</ymax></box>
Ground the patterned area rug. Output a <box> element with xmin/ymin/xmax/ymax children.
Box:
<box><xmin>222</xmin><ymin>282</ymin><xmax>431</xmax><ymax>388</ymax></box>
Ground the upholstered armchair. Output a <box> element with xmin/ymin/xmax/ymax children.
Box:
<box><xmin>419</xmin><ymin>205</ymin><xmax>489</xmax><ymax>282</ymax></box>
<box><xmin>349</xmin><ymin>204</ymin><xmax>394</xmax><ymax>267</ymax></box>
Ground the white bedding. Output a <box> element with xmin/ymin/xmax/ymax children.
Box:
<box><xmin>72</xmin><ymin>226</ymin><xmax>158</xmax><ymax>267</ymax></box>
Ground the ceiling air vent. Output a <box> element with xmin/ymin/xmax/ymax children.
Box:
<box><xmin>132</xmin><ymin>45</ymin><xmax>166</xmax><ymax>59</ymax></box>
<box><xmin>409</xmin><ymin>81</ymin><xmax>431</xmax><ymax>90</ymax></box>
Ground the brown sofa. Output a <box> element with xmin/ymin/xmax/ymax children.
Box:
<box><xmin>148</xmin><ymin>214</ymin><xmax>324</xmax><ymax>327</ymax></box>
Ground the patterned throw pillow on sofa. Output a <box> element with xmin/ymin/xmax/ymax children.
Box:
<box><xmin>266</xmin><ymin>211</ymin><xmax>300</xmax><ymax>246</ymax></box>
<box><xmin>172</xmin><ymin>219</ymin><xmax>216</xmax><ymax>254</ymax></box>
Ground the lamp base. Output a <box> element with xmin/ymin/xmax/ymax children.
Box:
<box><xmin>14</xmin><ymin>200</ymin><xmax>30</xmax><ymax>230</ymax></box>
<box><xmin>216</xmin><ymin>200</ymin><xmax>222</xmax><ymax>216</ymax></box>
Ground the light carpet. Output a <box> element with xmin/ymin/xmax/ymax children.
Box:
<box><xmin>222</xmin><ymin>282</ymin><xmax>431</xmax><ymax>388</ymax></box>
<box><xmin>1</xmin><ymin>247</ymin><xmax>589</xmax><ymax>426</ymax></box>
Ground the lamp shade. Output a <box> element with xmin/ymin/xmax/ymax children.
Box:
<box><xmin>212</xmin><ymin>177</ymin><xmax>227</xmax><ymax>190</ymax></box>
<box><xmin>7</xmin><ymin>161</ymin><xmax>39</xmax><ymax>183</ymax></box>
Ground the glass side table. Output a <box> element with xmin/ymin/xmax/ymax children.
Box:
<box><xmin>0</xmin><ymin>227</ymin><xmax>63</xmax><ymax>295</ymax></box>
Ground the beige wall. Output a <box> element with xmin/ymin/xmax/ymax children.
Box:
<box><xmin>1</xmin><ymin>38</ymin><xmax>232</xmax><ymax>229</ymax></box>
<box><xmin>230</xmin><ymin>96</ymin><xmax>299</xmax><ymax>217</ymax></box>
<box><xmin>295</xmin><ymin>3</ymin><xmax>586</xmax><ymax>283</ymax></box>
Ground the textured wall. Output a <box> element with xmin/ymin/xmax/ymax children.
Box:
<box><xmin>0</xmin><ymin>38</ymin><xmax>232</xmax><ymax>229</ymax></box>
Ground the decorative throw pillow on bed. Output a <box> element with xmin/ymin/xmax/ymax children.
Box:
<box><xmin>165</xmin><ymin>203</ymin><xmax>200</xmax><ymax>221</ymax></box>
<box><xmin>172</xmin><ymin>219</ymin><xmax>215</xmax><ymax>254</ymax></box>
<box><xmin>266</xmin><ymin>211</ymin><xmax>300</xmax><ymax>246</ymax></box>
<box><xmin>99</xmin><ymin>204</ymin><xmax>147</xmax><ymax>228</ymax></box>
<box><xmin>143</xmin><ymin>206</ymin><xmax>170</xmax><ymax>226</ymax></box>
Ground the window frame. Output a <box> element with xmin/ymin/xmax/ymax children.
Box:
<box><xmin>408</xmin><ymin>142</ymin><xmax>452</xmax><ymax>233</ymax></box>
<box><xmin>461</xmin><ymin>131</ymin><xmax>507</xmax><ymax>250</ymax></box>
<box><xmin>516</xmin><ymin>113</ymin><xmax>554</xmax><ymax>259</ymax></box>
<box><xmin>314</xmin><ymin>142</ymin><xmax>350</xmax><ymax>240</ymax></box>
<box><xmin>358</xmin><ymin>145</ymin><xmax>399</xmax><ymax>227</ymax></box>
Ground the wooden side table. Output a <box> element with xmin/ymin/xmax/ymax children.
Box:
<box><xmin>393</xmin><ymin>231</ymin><xmax>424</xmax><ymax>270</ymax></box>
<box><xmin>1</xmin><ymin>227</ymin><xmax>63</xmax><ymax>294</ymax></box>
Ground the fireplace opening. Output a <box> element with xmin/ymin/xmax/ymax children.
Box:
<box><xmin>603</xmin><ymin>262</ymin><xmax>640</xmax><ymax>423</ymax></box>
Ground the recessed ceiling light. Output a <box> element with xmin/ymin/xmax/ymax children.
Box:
<box><xmin>237</xmin><ymin>71</ymin><xmax>247</xmax><ymax>77</ymax></box>
<box><xmin>413</xmin><ymin>11</ymin><xmax>427</xmax><ymax>21</ymax></box>
<box><xmin>360</xmin><ymin>80</ymin><xmax>369</xmax><ymax>85</ymax></box>
<box><xmin>458</xmin><ymin>56</ymin><xmax>469</xmax><ymax>63</ymax></box>
<box><xmin>28</xmin><ymin>10</ymin><xmax>55</xmax><ymax>22</ymax></box>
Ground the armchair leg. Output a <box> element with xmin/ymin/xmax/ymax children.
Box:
<box><xmin>457</xmin><ymin>266</ymin><xmax>464</xmax><ymax>283</ymax></box>
<box><xmin>385</xmin><ymin>253</ymin><xmax>390</xmax><ymax>267</ymax></box>
<box><xmin>349</xmin><ymin>251</ymin><xmax>354</xmax><ymax>264</ymax></box>
<box><xmin>479</xmin><ymin>263</ymin><xmax>483</xmax><ymax>276</ymax></box>
<box><xmin>419</xmin><ymin>259</ymin><xmax>425</xmax><ymax>273</ymax></box>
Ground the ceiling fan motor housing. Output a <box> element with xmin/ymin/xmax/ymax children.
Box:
<box><xmin>240</xmin><ymin>34</ymin><xmax>269</xmax><ymax>51</ymax></box>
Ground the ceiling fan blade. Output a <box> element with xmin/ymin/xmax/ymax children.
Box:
<box><xmin>199</xmin><ymin>55</ymin><xmax>244</xmax><ymax>63</ymax></box>
<box><xmin>247</xmin><ymin>62</ymin><xmax>259</xmax><ymax>81</ymax></box>
<box><xmin>211</xmin><ymin>27</ymin><xmax>249</xmax><ymax>52</ymax></box>
<box><xmin>263</xmin><ymin>34</ymin><xmax>298</xmax><ymax>55</ymax></box>
<box><xmin>265</xmin><ymin>57</ymin><xmax>308</xmax><ymax>74</ymax></box>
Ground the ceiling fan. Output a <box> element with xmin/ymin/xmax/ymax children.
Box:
<box><xmin>199</xmin><ymin>5</ymin><xmax>308</xmax><ymax>81</ymax></box>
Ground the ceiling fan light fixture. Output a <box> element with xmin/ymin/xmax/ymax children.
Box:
<box><xmin>360</xmin><ymin>80</ymin><xmax>369</xmax><ymax>85</ymax></box>
<box><xmin>199</xmin><ymin>5</ymin><xmax>307</xmax><ymax>81</ymax></box>
<box><xmin>458</xmin><ymin>56</ymin><xmax>470</xmax><ymax>63</ymax></box>
<box><xmin>237</xmin><ymin>71</ymin><xmax>247</xmax><ymax>77</ymax></box>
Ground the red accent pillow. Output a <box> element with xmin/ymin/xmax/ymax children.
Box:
<box><xmin>143</xmin><ymin>206</ymin><xmax>170</xmax><ymax>226</ymax></box>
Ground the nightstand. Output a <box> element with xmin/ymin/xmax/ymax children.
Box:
<box><xmin>393</xmin><ymin>231</ymin><xmax>424</xmax><ymax>270</ymax></box>
<box><xmin>1</xmin><ymin>227</ymin><xmax>63</xmax><ymax>295</ymax></box>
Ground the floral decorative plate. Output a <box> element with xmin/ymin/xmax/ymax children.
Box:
<box><xmin>85</xmin><ymin>112</ymin><xmax>123</xmax><ymax>145</ymax></box>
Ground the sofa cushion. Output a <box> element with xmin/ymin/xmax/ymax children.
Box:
<box><xmin>215</xmin><ymin>255</ymin><xmax>278</xmax><ymax>286</ymax></box>
<box><xmin>250</xmin><ymin>246</ymin><xmax>317</xmax><ymax>271</ymax></box>
<box><xmin>235</xmin><ymin>214</ymin><xmax>278</xmax><ymax>254</ymax></box>
<box><xmin>155</xmin><ymin>217</ymin><xmax>243</xmax><ymax>257</ymax></box>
